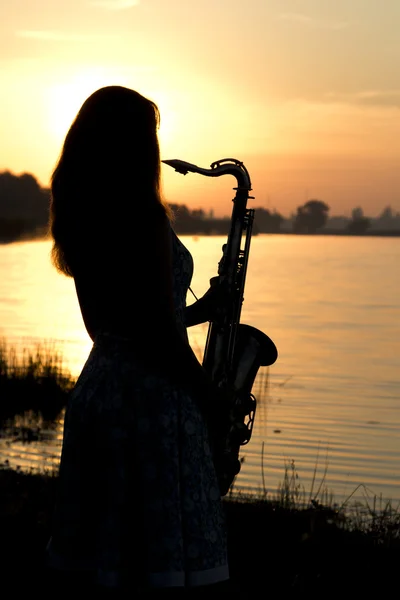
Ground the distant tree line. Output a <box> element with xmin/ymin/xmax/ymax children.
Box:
<box><xmin>169</xmin><ymin>199</ymin><xmax>398</xmax><ymax>236</ymax></box>
<box><xmin>0</xmin><ymin>171</ymin><xmax>50</xmax><ymax>242</ymax></box>
<box><xmin>1</xmin><ymin>170</ymin><xmax>399</xmax><ymax>243</ymax></box>
<box><xmin>169</xmin><ymin>204</ymin><xmax>231</xmax><ymax>235</ymax></box>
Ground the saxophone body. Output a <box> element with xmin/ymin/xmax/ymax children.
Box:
<box><xmin>163</xmin><ymin>158</ymin><xmax>278</xmax><ymax>495</ymax></box>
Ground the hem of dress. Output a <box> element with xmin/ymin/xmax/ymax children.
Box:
<box><xmin>47</xmin><ymin>547</ymin><xmax>229</xmax><ymax>590</ymax></box>
<box><xmin>46</xmin><ymin>543</ymin><xmax>96</xmax><ymax>572</ymax></box>
<box><xmin>149</xmin><ymin>564</ymin><xmax>230</xmax><ymax>588</ymax></box>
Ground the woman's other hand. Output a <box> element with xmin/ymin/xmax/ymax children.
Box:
<box><xmin>201</xmin><ymin>276</ymin><xmax>229</xmax><ymax>321</ymax></box>
<box><xmin>185</xmin><ymin>276</ymin><xmax>230</xmax><ymax>327</ymax></box>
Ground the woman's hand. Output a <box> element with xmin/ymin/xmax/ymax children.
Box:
<box><xmin>203</xmin><ymin>382</ymin><xmax>243</xmax><ymax>495</ymax></box>
<box><xmin>185</xmin><ymin>276</ymin><xmax>230</xmax><ymax>326</ymax></box>
<box><xmin>201</xmin><ymin>276</ymin><xmax>229</xmax><ymax>321</ymax></box>
<box><xmin>202</xmin><ymin>381</ymin><xmax>236</xmax><ymax>440</ymax></box>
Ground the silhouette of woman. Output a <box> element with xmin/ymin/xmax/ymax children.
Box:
<box><xmin>46</xmin><ymin>86</ymin><xmax>232</xmax><ymax>596</ymax></box>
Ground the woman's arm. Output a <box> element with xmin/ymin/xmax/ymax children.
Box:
<box><xmin>184</xmin><ymin>277</ymin><xmax>227</xmax><ymax>327</ymax></box>
<box><xmin>184</xmin><ymin>296</ymin><xmax>212</xmax><ymax>327</ymax></box>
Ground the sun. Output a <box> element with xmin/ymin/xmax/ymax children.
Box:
<box><xmin>45</xmin><ymin>70</ymin><xmax>177</xmax><ymax>148</ymax></box>
<box><xmin>46</xmin><ymin>71</ymin><xmax>113</xmax><ymax>141</ymax></box>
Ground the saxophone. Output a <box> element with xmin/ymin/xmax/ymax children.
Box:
<box><xmin>163</xmin><ymin>158</ymin><xmax>278</xmax><ymax>495</ymax></box>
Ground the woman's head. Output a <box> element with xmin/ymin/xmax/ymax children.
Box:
<box><xmin>50</xmin><ymin>85</ymin><xmax>170</xmax><ymax>275</ymax></box>
<box><xmin>56</xmin><ymin>86</ymin><xmax>161</xmax><ymax>186</ymax></box>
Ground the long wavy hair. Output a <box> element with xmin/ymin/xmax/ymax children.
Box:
<box><xmin>49</xmin><ymin>85</ymin><xmax>172</xmax><ymax>277</ymax></box>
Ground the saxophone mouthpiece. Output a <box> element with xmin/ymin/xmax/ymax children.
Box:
<box><xmin>162</xmin><ymin>159</ymin><xmax>189</xmax><ymax>175</ymax></box>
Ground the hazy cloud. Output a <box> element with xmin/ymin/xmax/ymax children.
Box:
<box><xmin>277</xmin><ymin>13</ymin><xmax>313</xmax><ymax>25</ymax></box>
<box><xmin>16</xmin><ymin>30</ymin><xmax>117</xmax><ymax>42</ymax></box>
<box><xmin>324</xmin><ymin>90</ymin><xmax>400</xmax><ymax>108</ymax></box>
<box><xmin>277</xmin><ymin>12</ymin><xmax>348</xmax><ymax>31</ymax></box>
<box><xmin>89</xmin><ymin>0</ymin><xmax>139</xmax><ymax>9</ymax></box>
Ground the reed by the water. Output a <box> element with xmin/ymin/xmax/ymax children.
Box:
<box><xmin>0</xmin><ymin>338</ymin><xmax>74</xmax><ymax>427</ymax></box>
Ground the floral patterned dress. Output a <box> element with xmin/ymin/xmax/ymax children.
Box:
<box><xmin>46</xmin><ymin>227</ymin><xmax>229</xmax><ymax>591</ymax></box>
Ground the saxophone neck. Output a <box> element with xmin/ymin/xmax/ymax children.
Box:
<box><xmin>162</xmin><ymin>158</ymin><xmax>252</xmax><ymax>191</ymax></box>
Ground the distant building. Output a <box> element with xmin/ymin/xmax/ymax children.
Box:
<box><xmin>324</xmin><ymin>216</ymin><xmax>349</xmax><ymax>231</ymax></box>
<box><xmin>370</xmin><ymin>206</ymin><xmax>400</xmax><ymax>231</ymax></box>
<box><xmin>280</xmin><ymin>216</ymin><xmax>294</xmax><ymax>232</ymax></box>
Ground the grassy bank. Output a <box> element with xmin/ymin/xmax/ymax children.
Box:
<box><xmin>1</xmin><ymin>466</ymin><xmax>399</xmax><ymax>596</ymax></box>
<box><xmin>1</xmin><ymin>339</ymin><xmax>400</xmax><ymax>595</ymax></box>
<box><xmin>0</xmin><ymin>338</ymin><xmax>74</xmax><ymax>429</ymax></box>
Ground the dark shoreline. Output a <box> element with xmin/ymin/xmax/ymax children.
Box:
<box><xmin>1</xmin><ymin>467</ymin><xmax>399</xmax><ymax>596</ymax></box>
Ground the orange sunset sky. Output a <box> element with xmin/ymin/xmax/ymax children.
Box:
<box><xmin>1</xmin><ymin>0</ymin><xmax>400</xmax><ymax>217</ymax></box>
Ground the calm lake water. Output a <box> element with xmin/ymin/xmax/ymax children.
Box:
<box><xmin>1</xmin><ymin>234</ymin><xmax>399</xmax><ymax>506</ymax></box>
